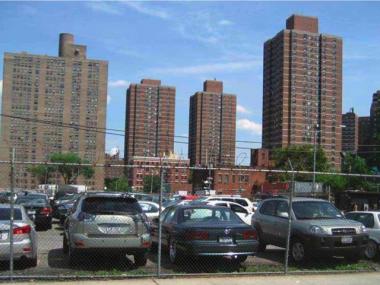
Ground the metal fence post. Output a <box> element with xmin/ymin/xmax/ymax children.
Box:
<box><xmin>157</xmin><ymin>165</ymin><xmax>164</xmax><ymax>277</ymax></box>
<box><xmin>9</xmin><ymin>148</ymin><xmax>15</xmax><ymax>280</ymax></box>
<box><xmin>284</xmin><ymin>159</ymin><xmax>295</xmax><ymax>274</ymax></box>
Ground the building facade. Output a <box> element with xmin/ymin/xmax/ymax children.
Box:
<box><xmin>342</xmin><ymin>108</ymin><xmax>359</xmax><ymax>153</ymax></box>
<box><xmin>262</xmin><ymin>15</ymin><xmax>343</xmax><ymax>168</ymax></box>
<box><xmin>0</xmin><ymin>33</ymin><xmax>108</xmax><ymax>189</ymax></box>
<box><xmin>128</xmin><ymin>155</ymin><xmax>192</xmax><ymax>193</ymax></box>
<box><xmin>104</xmin><ymin>151</ymin><xmax>125</xmax><ymax>180</ymax></box>
<box><xmin>124</xmin><ymin>79</ymin><xmax>175</xmax><ymax>164</ymax></box>
<box><xmin>188</xmin><ymin>80</ymin><xmax>236</xmax><ymax>167</ymax></box>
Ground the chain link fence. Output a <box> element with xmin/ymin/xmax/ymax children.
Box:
<box><xmin>0</xmin><ymin>158</ymin><xmax>379</xmax><ymax>280</ymax></box>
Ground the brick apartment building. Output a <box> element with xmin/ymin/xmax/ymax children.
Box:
<box><xmin>342</xmin><ymin>108</ymin><xmax>359</xmax><ymax>153</ymax></box>
<box><xmin>124</xmin><ymin>79</ymin><xmax>175</xmax><ymax>164</ymax></box>
<box><xmin>104</xmin><ymin>151</ymin><xmax>125</xmax><ymax>180</ymax></box>
<box><xmin>262</xmin><ymin>15</ymin><xmax>343</xmax><ymax>168</ymax></box>
<box><xmin>0</xmin><ymin>33</ymin><xmax>108</xmax><ymax>189</ymax></box>
<box><xmin>188</xmin><ymin>80</ymin><xmax>236</xmax><ymax>167</ymax></box>
<box><xmin>128</xmin><ymin>154</ymin><xmax>192</xmax><ymax>193</ymax></box>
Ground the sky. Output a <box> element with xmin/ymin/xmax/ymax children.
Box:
<box><xmin>1</xmin><ymin>1</ymin><xmax>380</xmax><ymax>163</ymax></box>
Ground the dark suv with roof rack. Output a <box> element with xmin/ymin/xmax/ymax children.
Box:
<box><xmin>252</xmin><ymin>197</ymin><xmax>369</xmax><ymax>263</ymax></box>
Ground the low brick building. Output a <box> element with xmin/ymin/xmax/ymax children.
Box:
<box><xmin>104</xmin><ymin>151</ymin><xmax>125</xmax><ymax>180</ymax></box>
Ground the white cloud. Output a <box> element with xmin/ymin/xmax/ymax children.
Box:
<box><xmin>218</xmin><ymin>19</ymin><xmax>233</xmax><ymax>26</ymax></box>
<box><xmin>237</xmin><ymin>105</ymin><xmax>251</xmax><ymax>114</ymax></box>
<box><xmin>86</xmin><ymin>2</ymin><xmax>122</xmax><ymax>15</ymax></box>
<box><xmin>107</xmin><ymin>95</ymin><xmax>111</xmax><ymax>105</ymax></box>
<box><xmin>149</xmin><ymin>60</ymin><xmax>260</xmax><ymax>75</ymax></box>
<box><xmin>237</xmin><ymin>119</ymin><xmax>262</xmax><ymax>135</ymax></box>
<box><xmin>109</xmin><ymin>80</ymin><xmax>130</xmax><ymax>88</ymax></box>
<box><xmin>123</xmin><ymin>2</ymin><xmax>169</xmax><ymax>19</ymax></box>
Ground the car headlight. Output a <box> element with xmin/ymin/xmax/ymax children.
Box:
<box><xmin>358</xmin><ymin>225</ymin><xmax>367</xmax><ymax>234</ymax></box>
<box><xmin>309</xmin><ymin>225</ymin><xmax>326</xmax><ymax>234</ymax></box>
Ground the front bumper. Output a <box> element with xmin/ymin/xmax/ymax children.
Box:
<box><xmin>303</xmin><ymin>233</ymin><xmax>368</xmax><ymax>256</ymax></box>
<box><xmin>177</xmin><ymin>240</ymin><xmax>258</xmax><ymax>256</ymax></box>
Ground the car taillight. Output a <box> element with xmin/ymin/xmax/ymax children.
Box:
<box><xmin>41</xmin><ymin>207</ymin><xmax>52</xmax><ymax>215</ymax></box>
<box><xmin>185</xmin><ymin>231</ymin><xmax>209</xmax><ymax>240</ymax></box>
<box><xmin>242</xmin><ymin>229</ymin><xmax>257</xmax><ymax>240</ymax></box>
<box><xmin>13</xmin><ymin>225</ymin><xmax>31</xmax><ymax>235</ymax></box>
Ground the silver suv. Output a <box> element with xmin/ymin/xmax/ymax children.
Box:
<box><xmin>252</xmin><ymin>198</ymin><xmax>368</xmax><ymax>263</ymax></box>
<box><xmin>63</xmin><ymin>192</ymin><xmax>151</xmax><ymax>266</ymax></box>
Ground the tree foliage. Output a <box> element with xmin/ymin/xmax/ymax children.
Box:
<box><xmin>49</xmin><ymin>152</ymin><xmax>94</xmax><ymax>184</ymax></box>
<box><xmin>104</xmin><ymin>177</ymin><xmax>130</xmax><ymax>192</ymax></box>
<box><xmin>27</xmin><ymin>165</ymin><xmax>52</xmax><ymax>184</ymax></box>
<box><xmin>143</xmin><ymin>175</ymin><xmax>161</xmax><ymax>193</ymax></box>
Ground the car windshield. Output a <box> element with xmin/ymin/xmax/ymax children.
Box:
<box><xmin>179</xmin><ymin>207</ymin><xmax>243</xmax><ymax>224</ymax></box>
<box><xmin>0</xmin><ymin>208</ymin><xmax>22</xmax><ymax>220</ymax></box>
<box><xmin>292</xmin><ymin>201</ymin><xmax>343</xmax><ymax>220</ymax></box>
<box><xmin>82</xmin><ymin>197</ymin><xmax>142</xmax><ymax>215</ymax></box>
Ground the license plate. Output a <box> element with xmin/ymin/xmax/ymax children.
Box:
<box><xmin>0</xmin><ymin>232</ymin><xmax>8</xmax><ymax>241</ymax></box>
<box><xmin>219</xmin><ymin>237</ymin><xmax>233</xmax><ymax>243</ymax></box>
<box><xmin>341</xmin><ymin>236</ymin><xmax>353</xmax><ymax>244</ymax></box>
<box><xmin>28</xmin><ymin>210</ymin><xmax>36</xmax><ymax>215</ymax></box>
<box><xmin>99</xmin><ymin>224</ymin><xmax>130</xmax><ymax>234</ymax></box>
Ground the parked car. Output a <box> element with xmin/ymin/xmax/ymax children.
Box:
<box><xmin>56</xmin><ymin>198</ymin><xmax>80</xmax><ymax>225</ymax></box>
<box><xmin>345</xmin><ymin>211</ymin><xmax>380</xmax><ymax>259</ymax></box>
<box><xmin>193</xmin><ymin>195</ymin><xmax>255</xmax><ymax>213</ymax></box>
<box><xmin>16</xmin><ymin>194</ymin><xmax>52</xmax><ymax>230</ymax></box>
<box><xmin>252</xmin><ymin>198</ymin><xmax>369</xmax><ymax>263</ymax></box>
<box><xmin>52</xmin><ymin>194</ymin><xmax>81</xmax><ymax>220</ymax></box>
<box><xmin>205</xmin><ymin>201</ymin><xmax>253</xmax><ymax>225</ymax></box>
<box><xmin>138</xmin><ymin>201</ymin><xmax>161</xmax><ymax>222</ymax></box>
<box><xmin>63</xmin><ymin>192</ymin><xmax>151</xmax><ymax>266</ymax></box>
<box><xmin>0</xmin><ymin>204</ymin><xmax>38</xmax><ymax>267</ymax></box>
<box><xmin>150</xmin><ymin>204</ymin><xmax>258</xmax><ymax>264</ymax></box>
<box><xmin>0</xmin><ymin>191</ymin><xmax>17</xmax><ymax>203</ymax></box>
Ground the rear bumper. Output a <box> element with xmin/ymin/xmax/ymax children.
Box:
<box><xmin>0</xmin><ymin>239</ymin><xmax>35</xmax><ymax>261</ymax></box>
<box><xmin>303</xmin><ymin>233</ymin><xmax>368</xmax><ymax>256</ymax></box>
<box><xmin>70</xmin><ymin>233</ymin><xmax>151</xmax><ymax>253</ymax></box>
<box><xmin>178</xmin><ymin>240</ymin><xmax>258</xmax><ymax>256</ymax></box>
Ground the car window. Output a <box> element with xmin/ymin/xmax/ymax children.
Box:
<box><xmin>216</xmin><ymin>203</ymin><xmax>228</xmax><ymax>207</ymax></box>
<box><xmin>292</xmin><ymin>201</ymin><xmax>342</xmax><ymax>220</ymax></box>
<box><xmin>235</xmin><ymin>199</ymin><xmax>248</xmax><ymax>207</ymax></box>
<box><xmin>259</xmin><ymin>200</ymin><xmax>277</xmax><ymax>216</ymax></box>
<box><xmin>179</xmin><ymin>207</ymin><xmax>242</xmax><ymax>224</ymax></box>
<box><xmin>0</xmin><ymin>208</ymin><xmax>22</xmax><ymax>220</ymax></box>
<box><xmin>159</xmin><ymin>207</ymin><xmax>170</xmax><ymax>222</ymax></box>
<box><xmin>346</xmin><ymin>213</ymin><xmax>375</xmax><ymax>228</ymax></box>
<box><xmin>230</xmin><ymin>204</ymin><xmax>248</xmax><ymax>214</ymax></box>
<box><xmin>276</xmin><ymin>201</ymin><xmax>289</xmax><ymax>217</ymax></box>
<box><xmin>163</xmin><ymin>207</ymin><xmax>176</xmax><ymax>223</ymax></box>
<box><xmin>82</xmin><ymin>197</ymin><xmax>142</xmax><ymax>215</ymax></box>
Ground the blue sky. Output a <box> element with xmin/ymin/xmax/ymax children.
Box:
<box><xmin>1</xmin><ymin>1</ymin><xmax>380</xmax><ymax>162</ymax></box>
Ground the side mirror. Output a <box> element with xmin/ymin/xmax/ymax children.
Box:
<box><xmin>279</xmin><ymin>212</ymin><xmax>289</xmax><ymax>219</ymax></box>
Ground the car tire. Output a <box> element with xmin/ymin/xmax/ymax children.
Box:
<box><xmin>63</xmin><ymin>235</ymin><xmax>69</xmax><ymax>254</ymax></box>
<box><xmin>28</xmin><ymin>257</ymin><xmax>38</xmax><ymax>267</ymax></box>
<box><xmin>364</xmin><ymin>240</ymin><xmax>378</xmax><ymax>260</ymax></box>
<box><xmin>134</xmin><ymin>253</ymin><xmax>147</xmax><ymax>267</ymax></box>
<box><xmin>169</xmin><ymin>239</ymin><xmax>182</xmax><ymax>264</ymax></box>
<box><xmin>290</xmin><ymin>238</ymin><xmax>308</xmax><ymax>263</ymax></box>
<box><xmin>257</xmin><ymin>231</ymin><xmax>267</xmax><ymax>252</ymax></box>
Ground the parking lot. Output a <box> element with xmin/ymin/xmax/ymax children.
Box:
<box><xmin>0</xmin><ymin>219</ymin><xmax>377</xmax><ymax>278</ymax></box>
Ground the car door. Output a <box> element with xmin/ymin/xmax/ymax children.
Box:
<box><xmin>230</xmin><ymin>203</ymin><xmax>252</xmax><ymax>225</ymax></box>
<box><xmin>255</xmin><ymin>200</ymin><xmax>279</xmax><ymax>244</ymax></box>
<box><xmin>274</xmin><ymin>200</ymin><xmax>290</xmax><ymax>246</ymax></box>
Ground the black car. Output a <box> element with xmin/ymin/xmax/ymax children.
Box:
<box><xmin>52</xmin><ymin>194</ymin><xmax>80</xmax><ymax>219</ymax></box>
<box><xmin>16</xmin><ymin>194</ymin><xmax>52</xmax><ymax>230</ymax></box>
<box><xmin>151</xmin><ymin>205</ymin><xmax>258</xmax><ymax>264</ymax></box>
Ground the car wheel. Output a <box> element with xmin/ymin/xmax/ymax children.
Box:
<box><xmin>169</xmin><ymin>239</ymin><xmax>182</xmax><ymax>264</ymax></box>
<box><xmin>134</xmin><ymin>253</ymin><xmax>147</xmax><ymax>267</ymax></box>
<box><xmin>291</xmin><ymin>239</ymin><xmax>308</xmax><ymax>263</ymax></box>
<box><xmin>63</xmin><ymin>234</ymin><xmax>69</xmax><ymax>254</ymax></box>
<box><xmin>364</xmin><ymin>240</ymin><xmax>378</xmax><ymax>260</ymax></box>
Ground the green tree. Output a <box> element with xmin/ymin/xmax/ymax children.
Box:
<box><xmin>49</xmin><ymin>152</ymin><xmax>94</xmax><ymax>184</ymax></box>
<box><xmin>272</xmin><ymin>145</ymin><xmax>330</xmax><ymax>181</ymax></box>
<box><xmin>105</xmin><ymin>176</ymin><xmax>129</xmax><ymax>192</ymax></box>
<box><xmin>342</xmin><ymin>153</ymin><xmax>373</xmax><ymax>190</ymax></box>
<box><xmin>27</xmin><ymin>165</ymin><xmax>52</xmax><ymax>184</ymax></box>
<box><xmin>143</xmin><ymin>175</ymin><xmax>161</xmax><ymax>193</ymax></box>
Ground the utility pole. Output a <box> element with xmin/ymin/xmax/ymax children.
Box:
<box><xmin>312</xmin><ymin>124</ymin><xmax>319</xmax><ymax>196</ymax></box>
